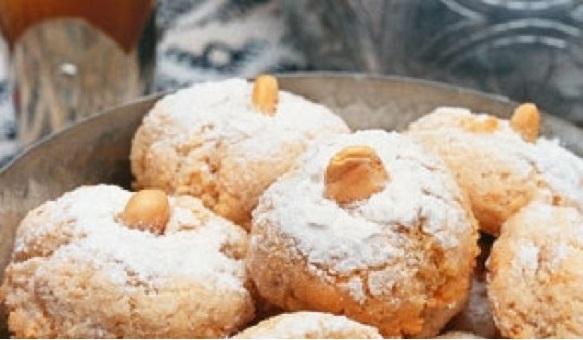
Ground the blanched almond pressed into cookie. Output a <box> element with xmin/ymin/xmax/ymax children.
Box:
<box><xmin>325</xmin><ymin>146</ymin><xmax>389</xmax><ymax>205</ymax></box>
<box><xmin>510</xmin><ymin>103</ymin><xmax>540</xmax><ymax>143</ymax></box>
<box><xmin>120</xmin><ymin>189</ymin><xmax>170</xmax><ymax>234</ymax></box>
<box><xmin>252</xmin><ymin>74</ymin><xmax>279</xmax><ymax>115</ymax></box>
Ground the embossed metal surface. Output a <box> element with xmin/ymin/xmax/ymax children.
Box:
<box><xmin>0</xmin><ymin>74</ymin><xmax>582</xmax><ymax>336</ymax></box>
<box><xmin>285</xmin><ymin>0</ymin><xmax>583</xmax><ymax>125</ymax></box>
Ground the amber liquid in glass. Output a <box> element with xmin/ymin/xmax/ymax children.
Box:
<box><xmin>0</xmin><ymin>0</ymin><xmax>154</xmax><ymax>51</ymax></box>
<box><xmin>0</xmin><ymin>0</ymin><xmax>155</xmax><ymax>147</ymax></box>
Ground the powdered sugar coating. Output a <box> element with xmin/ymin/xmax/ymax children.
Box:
<box><xmin>487</xmin><ymin>202</ymin><xmax>583</xmax><ymax>338</ymax></box>
<box><xmin>233</xmin><ymin>312</ymin><xmax>382</xmax><ymax>339</ymax></box>
<box><xmin>131</xmin><ymin>78</ymin><xmax>350</xmax><ymax>226</ymax></box>
<box><xmin>254</xmin><ymin>130</ymin><xmax>474</xmax><ymax>274</ymax></box>
<box><xmin>408</xmin><ymin>106</ymin><xmax>583</xmax><ymax>235</ymax></box>
<box><xmin>532</xmin><ymin>138</ymin><xmax>583</xmax><ymax>210</ymax></box>
<box><xmin>249</xmin><ymin>130</ymin><xmax>478</xmax><ymax>337</ymax></box>
<box><xmin>1</xmin><ymin>185</ymin><xmax>254</xmax><ymax>338</ymax></box>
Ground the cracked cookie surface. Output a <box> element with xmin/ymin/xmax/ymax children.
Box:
<box><xmin>407</xmin><ymin>107</ymin><xmax>583</xmax><ymax>235</ymax></box>
<box><xmin>232</xmin><ymin>311</ymin><xmax>382</xmax><ymax>339</ymax></box>
<box><xmin>248</xmin><ymin>130</ymin><xmax>479</xmax><ymax>338</ymax></box>
<box><xmin>0</xmin><ymin>185</ymin><xmax>254</xmax><ymax>338</ymax></box>
<box><xmin>487</xmin><ymin>202</ymin><xmax>583</xmax><ymax>338</ymax></box>
<box><xmin>130</xmin><ymin>78</ymin><xmax>349</xmax><ymax>227</ymax></box>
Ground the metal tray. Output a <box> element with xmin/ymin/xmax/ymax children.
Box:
<box><xmin>1</xmin><ymin>74</ymin><xmax>582</xmax><ymax>336</ymax></box>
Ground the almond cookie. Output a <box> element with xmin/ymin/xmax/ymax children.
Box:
<box><xmin>487</xmin><ymin>202</ymin><xmax>583</xmax><ymax>338</ymax></box>
<box><xmin>130</xmin><ymin>76</ymin><xmax>350</xmax><ymax>227</ymax></box>
<box><xmin>233</xmin><ymin>312</ymin><xmax>382</xmax><ymax>339</ymax></box>
<box><xmin>436</xmin><ymin>331</ymin><xmax>483</xmax><ymax>339</ymax></box>
<box><xmin>407</xmin><ymin>105</ymin><xmax>583</xmax><ymax>235</ymax></box>
<box><xmin>0</xmin><ymin>185</ymin><xmax>254</xmax><ymax>338</ymax></box>
<box><xmin>248</xmin><ymin>130</ymin><xmax>479</xmax><ymax>338</ymax></box>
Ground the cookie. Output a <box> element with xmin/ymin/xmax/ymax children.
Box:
<box><xmin>407</xmin><ymin>105</ymin><xmax>583</xmax><ymax>235</ymax></box>
<box><xmin>232</xmin><ymin>312</ymin><xmax>382</xmax><ymax>339</ymax></box>
<box><xmin>1</xmin><ymin>185</ymin><xmax>254</xmax><ymax>338</ymax></box>
<box><xmin>487</xmin><ymin>202</ymin><xmax>583</xmax><ymax>338</ymax></box>
<box><xmin>436</xmin><ymin>331</ymin><xmax>482</xmax><ymax>339</ymax></box>
<box><xmin>248</xmin><ymin>130</ymin><xmax>479</xmax><ymax>338</ymax></box>
<box><xmin>130</xmin><ymin>76</ymin><xmax>350</xmax><ymax>227</ymax></box>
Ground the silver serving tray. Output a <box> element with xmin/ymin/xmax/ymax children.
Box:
<box><xmin>1</xmin><ymin>74</ymin><xmax>582</xmax><ymax>336</ymax></box>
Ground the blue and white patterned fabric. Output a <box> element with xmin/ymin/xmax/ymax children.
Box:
<box><xmin>0</xmin><ymin>42</ymin><xmax>16</xmax><ymax>165</ymax></box>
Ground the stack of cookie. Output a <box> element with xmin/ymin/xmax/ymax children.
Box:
<box><xmin>408</xmin><ymin>104</ymin><xmax>583</xmax><ymax>338</ymax></box>
<box><xmin>1</xmin><ymin>76</ymin><xmax>582</xmax><ymax>338</ymax></box>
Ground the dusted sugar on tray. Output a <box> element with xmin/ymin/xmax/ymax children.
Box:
<box><xmin>130</xmin><ymin>76</ymin><xmax>350</xmax><ymax>228</ymax></box>
<box><xmin>247</xmin><ymin>130</ymin><xmax>479</xmax><ymax>338</ymax></box>
<box><xmin>0</xmin><ymin>185</ymin><xmax>254</xmax><ymax>338</ymax></box>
